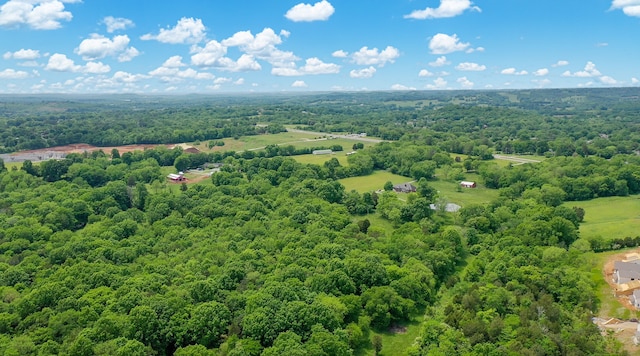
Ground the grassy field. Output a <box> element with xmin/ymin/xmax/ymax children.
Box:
<box><xmin>339</xmin><ymin>171</ymin><xmax>411</xmax><ymax>193</ymax></box>
<box><xmin>190</xmin><ymin>132</ymin><xmax>373</xmax><ymax>154</ymax></box>
<box><xmin>157</xmin><ymin>166</ymin><xmax>214</xmax><ymax>193</ymax></box>
<box><xmin>192</xmin><ymin>131</ymin><xmax>322</xmax><ymax>152</ymax></box>
<box><xmin>374</xmin><ymin>314</ymin><xmax>423</xmax><ymax>356</ymax></box>
<box><xmin>354</xmin><ymin>312</ymin><xmax>424</xmax><ymax>356</ymax></box>
<box><xmin>564</xmin><ymin>196</ymin><xmax>640</xmax><ymax>241</ymax></box>
<box><xmin>4</xmin><ymin>161</ymin><xmax>23</xmax><ymax>170</ymax></box>
<box><xmin>430</xmin><ymin>174</ymin><xmax>500</xmax><ymax>207</ymax></box>
<box><xmin>293</xmin><ymin>153</ymin><xmax>350</xmax><ymax>166</ymax></box>
<box><xmin>290</xmin><ymin>138</ymin><xmax>373</xmax><ymax>150</ymax></box>
<box><xmin>356</xmin><ymin>213</ymin><xmax>395</xmax><ymax>236</ymax></box>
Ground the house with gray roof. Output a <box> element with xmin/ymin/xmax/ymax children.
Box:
<box><xmin>613</xmin><ymin>261</ymin><xmax>640</xmax><ymax>284</ymax></box>
<box><xmin>393</xmin><ymin>182</ymin><xmax>416</xmax><ymax>193</ymax></box>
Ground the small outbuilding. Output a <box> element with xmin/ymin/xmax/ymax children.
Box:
<box><xmin>167</xmin><ymin>172</ymin><xmax>186</xmax><ymax>182</ymax></box>
<box><xmin>312</xmin><ymin>149</ymin><xmax>333</xmax><ymax>155</ymax></box>
<box><xmin>460</xmin><ymin>181</ymin><xmax>477</xmax><ymax>188</ymax></box>
<box><xmin>614</xmin><ymin>261</ymin><xmax>640</xmax><ymax>284</ymax></box>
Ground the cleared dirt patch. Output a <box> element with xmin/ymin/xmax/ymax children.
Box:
<box><xmin>1</xmin><ymin>143</ymin><xmax>170</xmax><ymax>163</ymax></box>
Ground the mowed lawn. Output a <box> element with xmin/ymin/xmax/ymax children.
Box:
<box><xmin>430</xmin><ymin>174</ymin><xmax>500</xmax><ymax>207</ymax></box>
<box><xmin>564</xmin><ymin>196</ymin><xmax>640</xmax><ymax>240</ymax></box>
<box><xmin>340</xmin><ymin>171</ymin><xmax>411</xmax><ymax>193</ymax></box>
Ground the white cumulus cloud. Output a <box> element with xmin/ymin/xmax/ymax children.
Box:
<box><xmin>292</xmin><ymin>80</ymin><xmax>308</xmax><ymax>88</ymax></box>
<box><xmin>419</xmin><ymin>69</ymin><xmax>434</xmax><ymax>77</ymax></box>
<box><xmin>45</xmin><ymin>53</ymin><xmax>81</xmax><ymax>72</ymax></box>
<box><xmin>112</xmin><ymin>71</ymin><xmax>147</xmax><ymax>84</ymax></box>
<box><xmin>457</xmin><ymin>76</ymin><xmax>474</xmax><ymax>88</ymax></box>
<box><xmin>562</xmin><ymin>61</ymin><xmax>601</xmax><ymax>77</ymax></box>
<box><xmin>228</xmin><ymin>54</ymin><xmax>263</xmax><ymax>72</ymax></box>
<box><xmin>118</xmin><ymin>47</ymin><xmax>140</xmax><ymax>62</ymax></box>
<box><xmin>272</xmin><ymin>57</ymin><xmax>339</xmax><ymax>76</ymax></box>
<box><xmin>391</xmin><ymin>84</ymin><xmax>416</xmax><ymax>90</ymax></box>
<box><xmin>149</xmin><ymin>61</ymin><xmax>214</xmax><ymax>82</ymax></box>
<box><xmin>429</xmin><ymin>33</ymin><xmax>470</xmax><ymax>54</ymax></box>
<box><xmin>350</xmin><ymin>66</ymin><xmax>376</xmax><ymax>79</ymax></box>
<box><xmin>501</xmin><ymin>67</ymin><xmax>528</xmax><ymax>75</ymax></box>
<box><xmin>163</xmin><ymin>55</ymin><xmax>187</xmax><ymax>68</ymax></box>
<box><xmin>3</xmin><ymin>48</ymin><xmax>41</xmax><ymax>60</ymax></box>
<box><xmin>533</xmin><ymin>68</ymin><xmax>549</xmax><ymax>76</ymax></box>
<box><xmin>285</xmin><ymin>0</ymin><xmax>335</xmax><ymax>22</ymax></box>
<box><xmin>611</xmin><ymin>0</ymin><xmax>640</xmax><ymax>17</ymax></box>
<box><xmin>405</xmin><ymin>0</ymin><xmax>481</xmax><ymax>19</ymax></box>
<box><xmin>552</xmin><ymin>60</ymin><xmax>569</xmax><ymax>67</ymax></box>
<box><xmin>0</xmin><ymin>68</ymin><xmax>30</xmax><ymax>79</ymax></box>
<box><xmin>600</xmin><ymin>76</ymin><xmax>618</xmax><ymax>85</ymax></box>
<box><xmin>190</xmin><ymin>40</ymin><xmax>227</xmax><ymax>67</ymax></box>
<box><xmin>455</xmin><ymin>62</ymin><xmax>485</xmax><ymax>71</ymax></box>
<box><xmin>352</xmin><ymin>46</ymin><xmax>399</xmax><ymax>67</ymax></box>
<box><xmin>191</xmin><ymin>40</ymin><xmax>262</xmax><ymax>72</ymax></box>
<box><xmin>0</xmin><ymin>0</ymin><xmax>78</xmax><ymax>30</ymax></box>
<box><xmin>213</xmin><ymin>77</ymin><xmax>232</xmax><ymax>85</ymax></box>
<box><xmin>221</xmin><ymin>28</ymin><xmax>298</xmax><ymax>68</ymax></box>
<box><xmin>429</xmin><ymin>56</ymin><xmax>450</xmax><ymax>67</ymax></box>
<box><xmin>76</xmin><ymin>34</ymin><xmax>140</xmax><ymax>62</ymax></box>
<box><xmin>45</xmin><ymin>53</ymin><xmax>113</xmax><ymax>74</ymax></box>
<box><xmin>632</xmin><ymin>77</ymin><xmax>639</xmax><ymax>84</ymax></box>
<box><xmin>332</xmin><ymin>50</ymin><xmax>348</xmax><ymax>58</ymax></box>
<box><xmin>84</xmin><ymin>61</ymin><xmax>111</xmax><ymax>74</ymax></box>
<box><xmin>103</xmin><ymin>16</ymin><xmax>134</xmax><ymax>33</ymax></box>
<box><xmin>141</xmin><ymin>17</ymin><xmax>206</xmax><ymax>44</ymax></box>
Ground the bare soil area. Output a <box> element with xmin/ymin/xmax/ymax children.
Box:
<box><xmin>1</xmin><ymin>143</ymin><xmax>170</xmax><ymax>163</ymax></box>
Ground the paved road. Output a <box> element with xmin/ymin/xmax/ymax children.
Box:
<box><xmin>286</xmin><ymin>128</ymin><xmax>386</xmax><ymax>143</ymax></box>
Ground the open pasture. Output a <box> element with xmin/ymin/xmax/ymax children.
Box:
<box><xmin>197</xmin><ymin>131</ymin><xmax>322</xmax><ymax>152</ymax></box>
<box><xmin>564</xmin><ymin>196</ymin><xmax>640</xmax><ymax>241</ymax></box>
<box><xmin>339</xmin><ymin>171</ymin><xmax>411</xmax><ymax>193</ymax></box>
<box><xmin>293</xmin><ymin>153</ymin><xmax>350</xmax><ymax>166</ymax></box>
<box><xmin>429</xmin><ymin>174</ymin><xmax>500</xmax><ymax>207</ymax></box>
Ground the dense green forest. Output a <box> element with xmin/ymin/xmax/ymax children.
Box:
<box><xmin>0</xmin><ymin>89</ymin><xmax>639</xmax><ymax>355</ymax></box>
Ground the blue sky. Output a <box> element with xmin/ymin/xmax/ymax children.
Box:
<box><xmin>0</xmin><ymin>0</ymin><xmax>638</xmax><ymax>94</ymax></box>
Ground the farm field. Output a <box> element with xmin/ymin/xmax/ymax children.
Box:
<box><xmin>339</xmin><ymin>171</ymin><xmax>411</xmax><ymax>193</ymax></box>
<box><xmin>564</xmin><ymin>196</ymin><xmax>640</xmax><ymax>241</ymax></box>
<box><xmin>194</xmin><ymin>131</ymin><xmax>322</xmax><ymax>152</ymax></box>
<box><xmin>191</xmin><ymin>132</ymin><xmax>373</xmax><ymax>154</ymax></box>
<box><xmin>292</xmin><ymin>153</ymin><xmax>350</xmax><ymax>166</ymax></box>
